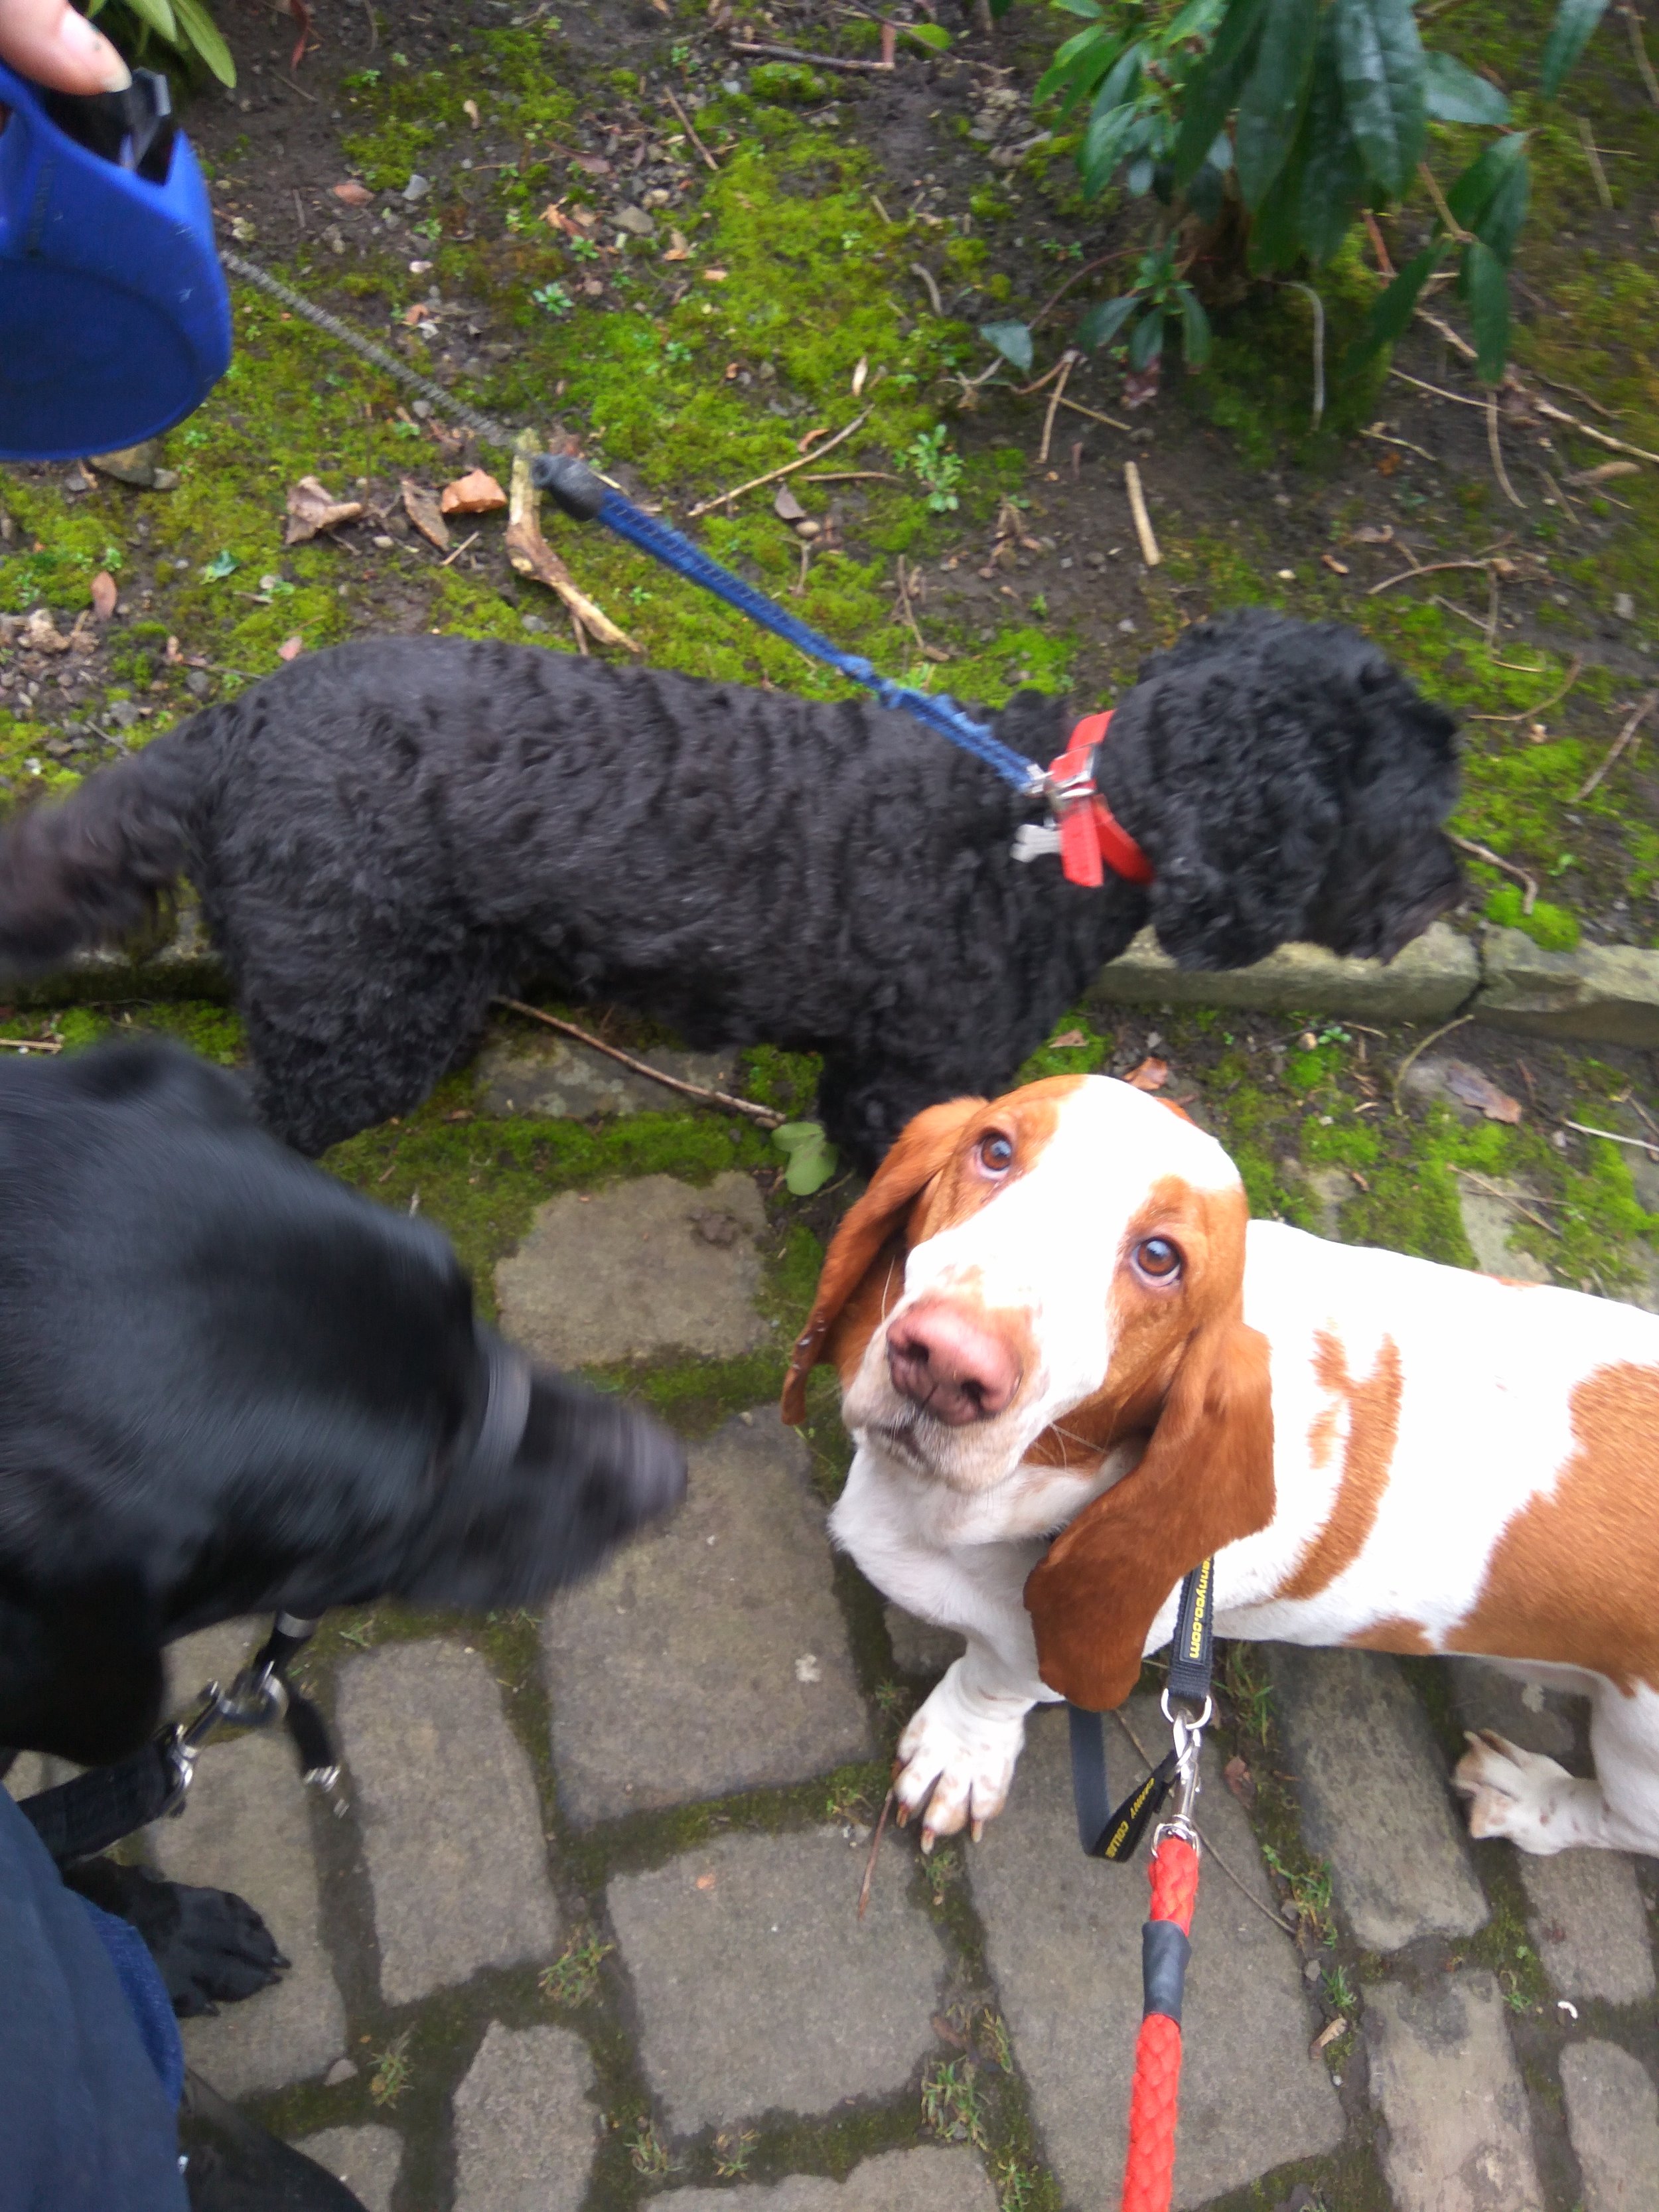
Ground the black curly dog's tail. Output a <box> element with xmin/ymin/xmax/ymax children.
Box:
<box><xmin>0</xmin><ymin>728</ymin><xmax>205</xmax><ymax>973</ymax></box>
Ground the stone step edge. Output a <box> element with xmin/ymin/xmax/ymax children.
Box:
<box><xmin>9</xmin><ymin>919</ymin><xmax>1659</xmax><ymax>1050</ymax></box>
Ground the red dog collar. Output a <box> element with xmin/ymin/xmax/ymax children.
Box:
<box><xmin>1048</xmin><ymin>711</ymin><xmax>1153</xmax><ymax>889</ymax></box>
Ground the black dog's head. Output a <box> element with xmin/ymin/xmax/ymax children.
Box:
<box><xmin>0</xmin><ymin>1041</ymin><xmax>685</xmax><ymax>1765</ymax></box>
<box><xmin>1088</xmin><ymin>609</ymin><xmax>1462</xmax><ymax>968</ymax></box>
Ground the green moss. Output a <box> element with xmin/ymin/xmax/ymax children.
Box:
<box><xmin>740</xmin><ymin>1045</ymin><xmax>822</xmax><ymax>1119</ymax></box>
<box><xmin>1483</xmin><ymin>887</ymin><xmax>1580</xmax><ymax>950</ymax></box>
<box><xmin>1014</xmin><ymin>1008</ymin><xmax>1114</xmax><ymax>1084</ymax></box>
<box><xmin>747</xmin><ymin>62</ymin><xmax>830</xmax><ymax>104</ymax></box>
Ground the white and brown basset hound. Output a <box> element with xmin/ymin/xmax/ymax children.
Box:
<box><xmin>781</xmin><ymin>1072</ymin><xmax>1659</xmax><ymax>1860</ymax></box>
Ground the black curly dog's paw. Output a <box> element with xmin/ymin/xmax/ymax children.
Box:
<box><xmin>62</xmin><ymin>1856</ymin><xmax>289</xmax><ymax>2017</ymax></box>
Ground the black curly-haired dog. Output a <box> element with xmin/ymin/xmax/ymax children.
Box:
<box><xmin>0</xmin><ymin>609</ymin><xmax>1461</xmax><ymax>1163</ymax></box>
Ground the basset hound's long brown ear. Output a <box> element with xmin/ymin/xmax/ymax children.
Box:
<box><xmin>1023</xmin><ymin>1313</ymin><xmax>1274</xmax><ymax>1709</ymax></box>
<box><xmin>780</xmin><ymin>1095</ymin><xmax>985</xmax><ymax>1424</ymax></box>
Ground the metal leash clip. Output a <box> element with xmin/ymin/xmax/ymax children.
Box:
<box><xmin>159</xmin><ymin>1613</ymin><xmax>344</xmax><ymax>1816</ymax></box>
<box><xmin>1153</xmin><ymin>1689</ymin><xmax>1212</xmax><ymax>1856</ymax></box>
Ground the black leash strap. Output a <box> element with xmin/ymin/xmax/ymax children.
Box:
<box><xmin>1067</xmin><ymin>1559</ymin><xmax>1216</xmax><ymax>1864</ymax></box>
<box><xmin>17</xmin><ymin>1740</ymin><xmax>180</xmax><ymax>1865</ymax></box>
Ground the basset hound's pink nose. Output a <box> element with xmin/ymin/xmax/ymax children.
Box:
<box><xmin>887</xmin><ymin>1302</ymin><xmax>1020</xmax><ymax>1426</ymax></box>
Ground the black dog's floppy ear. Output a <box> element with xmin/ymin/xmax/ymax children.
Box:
<box><xmin>0</xmin><ymin>1572</ymin><xmax>165</xmax><ymax>1766</ymax></box>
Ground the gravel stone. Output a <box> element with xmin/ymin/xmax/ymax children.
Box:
<box><xmin>608</xmin><ymin>1825</ymin><xmax>946</xmax><ymax>2134</ymax></box>
<box><xmin>495</xmin><ymin>1171</ymin><xmax>768</xmax><ymax>1366</ymax></box>
<box><xmin>1269</xmin><ymin>1649</ymin><xmax>1488</xmax><ymax>1949</ymax></box>
<box><xmin>337</xmin><ymin>1641</ymin><xmax>558</xmax><ymax>2004</ymax></box>
<box><xmin>451</xmin><ymin>2021</ymin><xmax>599</xmax><ymax>2212</ymax></box>
<box><xmin>292</xmin><ymin>2126</ymin><xmax>402</xmax><ymax>2212</ymax></box>
<box><xmin>664</xmin><ymin>2148</ymin><xmax>998</xmax><ymax>2209</ymax></box>
<box><xmin>477</xmin><ymin>1034</ymin><xmax>739</xmax><ymax>1119</ymax></box>
<box><xmin>1366</xmin><ymin>1972</ymin><xmax>1544</xmax><ymax>2212</ymax></box>
<box><xmin>149</xmin><ymin>1727</ymin><xmax>346</xmax><ymax>2097</ymax></box>
<box><xmin>1560</xmin><ymin>2040</ymin><xmax>1659</xmax><ymax>2212</ymax></box>
<box><xmin>543</xmin><ymin>1411</ymin><xmax>871</xmax><ymax>1824</ymax></box>
<box><xmin>969</xmin><ymin>1702</ymin><xmax>1343</xmax><ymax>2209</ymax></box>
<box><xmin>1520</xmin><ymin>1850</ymin><xmax>1656</xmax><ymax>2004</ymax></box>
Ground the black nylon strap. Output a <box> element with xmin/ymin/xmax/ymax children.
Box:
<box><xmin>1067</xmin><ymin>1704</ymin><xmax>1112</xmax><ymax>1856</ymax></box>
<box><xmin>1141</xmin><ymin>1919</ymin><xmax>1191</xmax><ymax>2023</ymax></box>
<box><xmin>17</xmin><ymin>1740</ymin><xmax>178</xmax><ymax>1865</ymax></box>
<box><xmin>1165</xmin><ymin>1558</ymin><xmax>1216</xmax><ymax>1710</ymax></box>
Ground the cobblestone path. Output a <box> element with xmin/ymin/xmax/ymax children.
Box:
<box><xmin>12</xmin><ymin>1027</ymin><xmax>1658</xmax><ymax>2212</ymax></box>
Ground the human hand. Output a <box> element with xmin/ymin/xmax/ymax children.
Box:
<box><xmin>0</xmin><ymin>0</ymin><xmax>130</xmax><ymax>92</ymax></box>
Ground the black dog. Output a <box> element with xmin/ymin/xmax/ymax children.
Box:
<box><xmin>0</xmin><ymin>610</ymin><xmax>1461</xmax><ymax>1163</ymax></box>
<box><xmin>0</xmin><ymin>1039</ymin><xmax>685</xmax><ymax>1770</ymax></box>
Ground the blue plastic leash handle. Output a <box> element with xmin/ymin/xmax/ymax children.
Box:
<box><xmin>0</xmin><ymin>62</ymin><xmax>231</xmax><ymax>461</ymax></box>
<box><xmin>531</xmin><ymin>450</ymin><xmax>1048</xmax><ymax>796</ymax></box>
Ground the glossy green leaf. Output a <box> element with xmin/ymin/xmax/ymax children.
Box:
<box><xmin>1053</xmin><ymin>0</ymin><xmax>1107</xmax><ymax>17</ymax></box>
<box><xmin>1421</xmin><ymin>51</ymin><xmax>1510</xmax><ymax>124</ymax></box>
<box><xmin>1249</xmin><ymin>116</ymin><xmax>1310</xmax><ymax>267</ymax></box>
<box><xmin>1234</xmin><ymin>0</ymin><xmax>1317</xmax><ymax>205</ymax></box>
<box><xmin>1091</xmin><ymin>40</ymin><xmax>1145</xmax><ymax>117</ymax></box>
<box><xmin>1037</xmin><ymin>22</ymin><xmax>1113</xmax><ymax>103</ymax></box>
<box><xmin>1081</xmin><ymin>97</ymin><xmax>1143</xmax><ymax>193</ymax></box>
<box><xmin>906</xmin><ymin>21</ymin><xmax>953</xmax><ymax>50</ymax></box>
<box><xmin>1333</xmin><ymin>0</ymin><xmax>1425</xmax><ymax>195</ymax></box>
<box><xmin>1345</xmin><ymin>240</ymin><xmax>1447</xmax><ymax>369</ymax></box>
<box><xmin>1299</xmin><ymin>17</ymin><xmax>1366</xmax><ymax>262</ymax></box>
<box><xmin>1173</xmin><ymin>0</ymin><xmax>1269</xmax><ymax>184</ymax></box>
<box><xmin>1129</xmin><ymin>311</ymin><xmax>1167</xmax><ymax>369</ymax></box>
<box><xmin>1540</xmin><ymin>0</ymin><xmax>1609</xmax><ymax>96</ymax></box>
<box><xmin>1179</xmin><ymin>286</ymin><xmax>1214</xmax><ymax>366</ymax></box>
<box><xmin>1078</xmin><ymin>293</ymin><xmax>1142</xmax><ymax>349</ymax></box>
<box><xmin>122</xmin><ymin>0</ymin><xmax>179</xmax><ymax>38</ymax></box>
<box><xmin>1462</xmin><ymin>238</ymin><xmax>1510</xmax><ymax>380</ymax></box>
<box><xmin>980</xmin><ymin>320</ymin><xmax>1035</xmax><ymax>372</ymax></box>
<box><xmin>774</xmin><ymin>1121</ymin><xmax>839</xmax><ymax>1195</ymax></box>
<box><xmin>1447</xmin><ymin>132</ymin><xmax>1529</xmax><ymax>263</ymax></box>
<box><xmin>173</xmin><ymin>0</ymin><xmax>236</xmax><ymax>82</ymax></box>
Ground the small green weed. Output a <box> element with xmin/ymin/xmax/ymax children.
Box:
<box><xmin>531</xmin><ymin>282</ymin><xmax>575</xmax><ymax>317</ymax></box>
<box><xmin>1261</xmin><ymin>1843</ymin><xmax>1334</xmax><ymax>1942</ymax></box>
<box><xmin>368</xmin><ymin>2029</ymin><xmax>412</xmax><ymax>2108</ymax></box>
<box><xmin>539</xmin><ymin>1924</ymin><xmax>614</xmax><ymax>2007</ymax></box>
<box><xmin>1218</xmin><ymin>1642</ymin><xmax>1273</xmax><ymax>1744</ymax></box>
<box><xmin>991</xmin><ymin>2152</ymin><xmax>1038</xmax><ymax>2212</ymax></box>
<box><xmin>1322</xmin><ymin>1962</ymin><xmax>1356</xmax><ymax>2014</ymax></box>
<box><xmin>713</xmin><ymin>2127</ymin><xmax>758</xmax><ymax>2178</ymax></box>
<box><xmin>979</xmin><ymin>2006</ymin><xmax>1014</xmax><ymax>2073</ymax></box>
<box><xmin>906</xmin><ymin>425</ymin><xmax>964</xmax><ymax>513</ymax></box>
<box><xmin>626</xmin><ymin>2114</ymin><xmax>672</xmax><ymax>2176</ymax></box>
<box><xmin>920</xmin><ymin>2055</ymin><xmax>987</xmax><ymax>2148</ymax></box>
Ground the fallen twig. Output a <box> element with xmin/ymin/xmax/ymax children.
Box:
<box><xmin>1039</xmin><ymin>351</ymin><xmax>1077</xmax><ymax>467</ymax></box>
<box><xmin>801</xmin><ymin>470</ymin><xmax>902</xmax><ymax>484</ymax></box>
<box><xmin>437</xmin><ymin>529</ymin><xmax>480</xmax><ymax>569</ymax></box>
<box><xmin>3</xmin><ymin>1037</ymin><xmax>61</xmax><ymax>1053</ymax></box>
<box><xmin>1467</xmin><ymin>653</ymin><xmax>1583</xmax><ymax>725</ymax></box>
<box><xmin>1487</xmin><ymin>393</ymin><xmax>1524</xmax><ymax>508</ymax></box>
<box><xmin>727</xmin><ymin>37</ymin><xmax>893</xmax><ymax>71</ymax></box>
<box><xmin>1029</xmin><ymin>248</ymin><xmax>1133</xmax><ymax>331</ymax></box>
<box><xmin>1531</xmin><ymin>392</ymin><xmax>1659</xmax><ymax>469</ymax></box>
<box><xmin>506</xmin><ymin>435</ymin><xmax>638</xmax><ymax>651</ymax></box>
<box><xmin>1362</xmin><ymin>425</ymin><xmax>1437</xmax><ymax>463</ymax></box>
<box><xmin>909</xmin><ymin>261</ymin><xmax>944</xmax><ymax>316</ymax></box>
<box><xmin>1053</xmin><ymin>394</ymin><xmax>1131</xmax><ymax>433</ymax></box>
<box><xmin>1108</xmin><ymin>1710</ymin><xmax>1292</xmax><ymax>1940</ymax></box>
<box><xmin>1418</xmin><ymin>161</ymin><xmax>1473</xmax><ymax>241</ymax></box>
<box><xmin>1368</xmin><ymin>555</ymin><xmax>1495</xmax><ymax>597</ymax></box>
<box><xmin>1431</xmin><ymin>593</ymin><xmax>1494</xmax><ymax>632</ymax></box>
<box><xmin>1283</xmin><ymin>281</ymin><xmax>1325</xmax><ymax>431</ymax></box>
<box><xmin>1625</xmin><ymin>1</ymin><xmax>1659</xmax><ymax>109</ymax></box>
<box><xmin>494</xmin><ymin>999</ymin><xmax>783</xmax><ymax>1126</ymax></box>
<box><xmin>1575</xmin><ymin>690</ymin><xmax>1659</xmax><ymax>800</ymax></box>
<box><xmin>1388</xmin><ymin>366</ymin><xmax>1486</xmax><ymax>410</ymax></box>
<box><xmin>1451</xmin><ymin>1167</ymin><xmax>1560</xmax><ymax>1236</ymax></box>
<box><xmin>1393</xmin><ymin>1013</ymin><xmax>1475</xmax><ymax>1116</ymax></box>
<box><xmin>1577</xmin><ymin>115</ymin><xmax>1615</xmax><ymax>209</ymax></box>
<box><xmin>1415</xmin><ymin>306</ymin><xmax>1477</xmax><ymax>361</ymax></box>
<box><xmin>687</xmin><ymin>409</ymin><xmax>871</xmax><ymax>518</ymax></box>
<box><xmin>663</xmin><ymin>84</ymin><xmax>719</xmax><ymax>171</ymax></box>
<box><xmin>1123</xmin><ymin>461</ymin><xmax>1161</xmax><ymax>567</ymax></box>
<box><xmin>1449</xmin><ymin>834</ymin><xmax>1539</xmax><ymax>913</ymax></box>
<box><xmin>1561</xmin><ymin>1117</ymin><xmax>1659</xmax><ymax>1158</ymax></box>
<box><xmin>858</xmin><ymin>1787</ymin><xmax>896</xmax><ymax>1919</ymax></box>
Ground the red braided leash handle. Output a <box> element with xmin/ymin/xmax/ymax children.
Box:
<box><xmin>1121</xmin><ymin>1835</ymin><xmax>1200</xmax><ymax>2212</ymax></box>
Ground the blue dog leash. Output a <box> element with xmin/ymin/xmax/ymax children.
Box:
<box><xmin>531</xmin><ymin>451</ymin><xmax>1048</xmax><ymax>798</ymax></box>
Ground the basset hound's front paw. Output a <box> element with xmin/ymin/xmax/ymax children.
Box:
<box><xmin>893</xmin><ymin>1663</ymin><xmax>1029</xmax><ymax>1850</ymax></box>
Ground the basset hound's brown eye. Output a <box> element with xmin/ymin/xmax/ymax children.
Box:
<box><xmin>1133</xmin><ymin>1236</ymin><xmax>1183</xmax><ymax>1283</ymax></box>
<box><xmin>976</xmin><ymin>1131</ymin><xmax>1016</xmax><ymax>1177</ymax></box>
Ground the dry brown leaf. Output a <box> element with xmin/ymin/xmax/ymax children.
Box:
<box><xmin>772</xmin><ymin>484</ymin><xmax>806</xmax><ymax>523</ymax></box>
<box><xmin>571</xmin><ymin>151</ymin><xmax>611</xmax><ymax>175</ymax></box>
<box><xmin>1443</xmin><ymin>1059</ymin><xmax>1522</xmax><ymax>1124</ymax></box>
<box><xmin>89</xmin><ymin>571</ymin><xmax>117</xmax><ymax>621</ymax></box>
<box><xmin>463</xmin><ymin>98</ymin><xmax>480</xmax><ymax>128</ymax></box>
<box><xmin>1351</xmin><ymin>522</ymin><xmax>1394</xmax><ymax>543</ymax></box>
<box><xmin>1568</xmin><ymin>460</ymin><xmax>1640</xmax><ymax>485</ymax></box>
<box><xmin>440</xmin><ymin>469</ymin><xmax>507</xmax><ymax>517</ymax></box>
<box><xmin>1123</xmin><ymin>1056</ymin><xmax>1169</xmax><ymax>1092</ymax></box>
<box><xmin>1049</xmin><ymin>1029</ymin><xmax>1088</xmax><ymax>1049</ymax></box>
<box><xmin>663</xmin><ymin>230</ymin><xmax>691</xmax><ymax>261</ymax></box>
<box><xmin>332</xmin><ymin>179</ymin><xmax>372</xmax><ymax>206</ymax></box>
<box><xmin>1311</xmin><ymin>2018</ymin><xmax>1347</xmax><ymax>2057</ymax></box>
<box><xmin>703</xmin><ymin>265</ymin><xmax>728</xmax><ymax>282</ymax></box>
<box><xmin>1223</xmin><ymin>1755</ymin><xmax>1256</xmax><ymax>1806</ymax></box>
<box><xmin>1321</xmin><ymin>553</ymin><xmax>1350</xmax><ymax>576</ymax></box>
<box><xmin>400</xmin><ymin>479</ymin><xmax>450</xmax><ymax>552</ymax></box>
<box><xmin>851</xmin><ymin>354</ymin><xmax>869</xmax><ymax>398</ymax></box>
<box><xmin>284</xmin><ymin>476</ymin><xmax>364</xmax><ymax>545</ymax></box>
<box><xmin>277</xmin><ymin>634</ymin><xmax>305</xmax><ymax>662</ymax></box>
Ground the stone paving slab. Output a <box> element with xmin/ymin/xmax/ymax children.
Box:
<box><xmin>1449</xmin><ymin>1659</ymin><xmax>1581</xmax><ymax>1764</ymax></box>
<box><xmin>337</xmin><ymin>1640</ymin><xmax>559</xmax><ymax>2004</ymax></box>
<box><xmin>1560</xmin><ymin>2040</ymin><xmax>1659</xmax><ymax>2212</ymax></box>
<box><xmin>884</xmin><ymin>1605</ymin><xmax>965</xmax><ymax>1680</ymax></box>
<box><xmin>1365</xmin><ymin>1972</ymin><xmax>1543</xmax><ymax>2212</ymax></box>
<box><xmin>451</xmin><ymin>2020</ymin><xmax>599</xmax><ymax>2212</ymax></box>
<box><xmin>543</xmin><ymin>1411</ymin><xmax>872</xmax><ymax>1824</ymax></box>
<box><xmin>608</xmin><ymin>1824</ymin><xmax>947</xmax><ymax>2136</ymax></box>
<box><xmin>1269</xmin><ymin>1649</ymin><xmax>1488</xmax><ymax>1951</ymax></box>
<box><xmin>291</xmin><ymin>2126</ymin><xmax>403</xmax><ymax>2212</ymax></box>
<box><xmin>149</xmin><ymin>1726</ymin><xmax>347</xmax><ymax>2099</ymax></box>
<box><xmin>969</xmin><ymin>1701</ymin><xmax>1343</xmax><ymax>2210</ymax></box>
<box><xmin>666</xmin><ymin>2146</ymin><xmax>999</xmax><ymax>2209</ymax></box>
<box><xmin>478</xmin><ymin>1033</ymin><xmax>739</xmax><ymax>1119</ymax></box>
<box><xmin>1519</xmin><ymin>1848</ymin><xmax>1656</xmax><ymax>2005</ymax></box>
<box><xmin>496</xmin><ymin>1171</ymin><xmax>769</xmax><ymax>1366</ymax></box>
